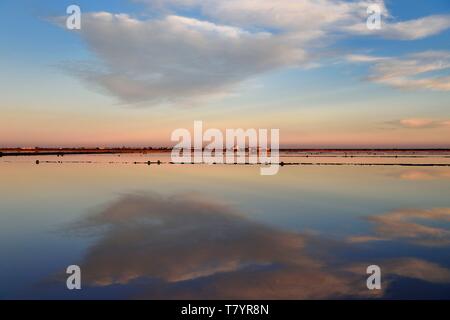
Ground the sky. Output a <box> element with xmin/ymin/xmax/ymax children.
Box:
<box><xmin>0</xmin><ymin>0</ymin><xmax>449</xmax><ymax>148</ymax></box>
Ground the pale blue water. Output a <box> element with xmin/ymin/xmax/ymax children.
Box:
<box><xmin>0</xmin><ymin>154</ymin><xmax>450</xmax><ymax>299</ymax></box>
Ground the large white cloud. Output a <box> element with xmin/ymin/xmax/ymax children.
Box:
<box><xmin>71</xmin><ymin>12</ymin><xmax>309</xmax><ymax>105</ymax></box>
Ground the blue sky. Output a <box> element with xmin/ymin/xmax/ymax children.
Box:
<box><xmin>0</xmin><ymin>0</ymin><xmax>449</xmax><ymax>147</ymax></box>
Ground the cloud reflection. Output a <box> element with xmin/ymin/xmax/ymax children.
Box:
<box><xmin>394</xmin><ymin>170</ymin><xmax>450</xmax><ymax>181</ymax></box>
<box><xmin>347</xmin><ymin>258</ymin><xmax>450</xmax><ymax>285</ymax></box>
<box><xmin>67</xmin><ymin>193</ymin><xmax>450</xmax><ymax>299</ymax></box>
<box><xmin>69</xmin><ymin>193</ymin><xmax>377</xmax><ymax>298</ymax></box>
<box><xmin>348</xmin><ymin>208</ymin><xmax>450</xmax><ymax>247</ymax></box>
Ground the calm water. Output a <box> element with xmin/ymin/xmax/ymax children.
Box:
<box><xmin>1</xmin><ymin>153</ymin><xmax>450</xmax><ymax>299</ymax></box>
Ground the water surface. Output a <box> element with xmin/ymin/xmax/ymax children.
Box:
<box><xmin>1</xmin><ymin>154</ymin><xmax>450</xmax><ymax>299</ymax></box>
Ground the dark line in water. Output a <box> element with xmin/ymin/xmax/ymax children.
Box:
<box><xmin>12</xmin><ymin>160</ymin><xmax>450</xmax><ymax>167</ymax></box>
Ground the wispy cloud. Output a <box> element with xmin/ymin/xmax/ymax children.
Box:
<box><xmin>344</xmin><ymin>14</ymin><xmax>450</xmax><ymax>40</ymax></box>
<box><xmin>348</xmin><ymin>51</ymin><xmax>450</xmax><ymax>91</ymax></box>
<box><xmin>394</xmin><ymin>118</ymin><xmax>450</xmax><ymax>129</ymax></box>
<box><xmin>346</xmin><ymin>54</ymin><xmax>388</xmax><ymax>63</ymax></box>
<box><xmin>381</xmin><ymin>118</ymin><xmax>450</xmax><ymax>129</ymax></box>
<box><xmin>139</xmin><ymin>0</ymin><xmax>450</xmax><ymax>41</ymax></box>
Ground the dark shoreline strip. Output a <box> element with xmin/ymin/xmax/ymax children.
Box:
<box><xmin>2</xmin><ymin>153</ymin><xmax>450</xmax><ymax>159</ymax></box>
<box><xmin>15</xmin><ymin>160</ymin><xmax>450</xmax><ymax>167</ymax></box>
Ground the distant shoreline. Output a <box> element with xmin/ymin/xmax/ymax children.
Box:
<box><xmin>1</xmin><ymin>147</ymin><xmax>450</xmax><ymax>157</ymax></box>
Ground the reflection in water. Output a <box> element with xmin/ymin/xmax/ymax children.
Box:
<box><xmin>65</xmin><ymin>193</ymin><xmax>450</xmax><ymax>299</ymax></box>
<box><xmin>348</xmin><ymin>208</ymin><xmax>450</xmax><ymax>246</ymax></box>
<box><xmin>346</xmin><ymin>258</ymin><xmax>450</xmax><ymax>285</ymax></box>
<box><xmin>394</xmin><ymin>170</ymin><xmax>450</xmax><ymax>181</ymax></box>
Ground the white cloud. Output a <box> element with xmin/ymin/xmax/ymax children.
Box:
<box><xmin>141</xmin><ymin>0</ymin><xmax>450</xmax><ymax>41</ymax></box>
<box><xmin>344</xmin><ymin>14</ymin><xmax>450</xmax><ymax>40</ymax></box>
<box><xmin>59</xmin><ymin>1</ymin><xmax>450</xmax><ymax>105</ymax></box>
<box><xmin>139</xmin><ymin>0</ymin><xmax>385</xmax><ymax>32</ymax></box>
<box><xmin>397</xmin><ymin>118</ymin><xmax>450</xmax><ymax>129</ymax></box>
<box><xmin>346</xmin><ymin>54</ymin><xmax>388</xmax><ymax>62</ymax></box>
<box><xmin>349</xmin><ymin>51</ymin><xmax>450</xmax><ymax>91</ymax></box>
<box><xmin>69</xmin><ymin>12</ymin><xmax>309</xmax><ymax>105</ymax></box>
<box><xmin>382</xmin><ymin>15</ymin><xmax>450</xmax><ymax>40</ymax></box>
